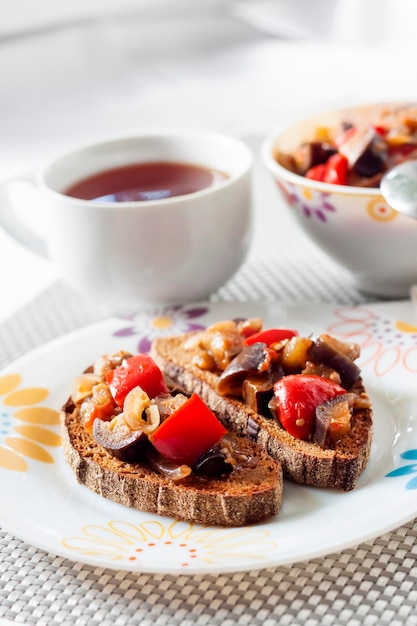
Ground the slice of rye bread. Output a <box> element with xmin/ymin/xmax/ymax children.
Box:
<box><xmin>152</xmin><ymin>334</ymin><xmax>373</xmax><ymax>491</ymax></box>
<box><xmin>61</xmin><ymin>398</ymin><xmax>283</xmax><ymax>527</ymax></box>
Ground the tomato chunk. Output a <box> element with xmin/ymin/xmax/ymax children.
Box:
<box><xmin>244</xmin><ymin>328</ymin><xmax>298</xmax><ymax>346</ymax></box>
<box><xmin>105</xmin><ymin>354</ymin><xmax>168</xmax><ymax>407</ymax></box>
<box><xmin>82</xmin><ymin>401</ymin><xmax>114</xmax><ymax>433</ymax></box>
<box><xmin>305</xmin><ymin>163</ymin><xmax>326</xmax><ymax>181</ymax></box>
<box><xmin>273</xmin><ymin>374</ymin><xmax>346</xmax><ymax>440</ymax></box>
<box><xmin>149</xmin><ymin>393</ymin><xmax>227</xmax><ymax>467</ymax></box>
<box><xmin>80</xmin><ymin>383</ymin><xmax>116</xmax><ymax>433</ymax></box>
<box><xmin>322</xmin><ymin>153</ymin><xmax>348</xmax><ymax>185</ymax></box>
<box><xmin>306</xmin><ymin>153</ymin><xmax>348</xmax><ymax>185</ymax></box>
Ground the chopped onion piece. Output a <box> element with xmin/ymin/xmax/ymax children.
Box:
<box><xmin>71</xmin><ymin>374</ymin><xmax>103</xmax><ymax>404</ymax></box>
<box><xmin>123</xmin><ymin>386</ymin><xmax>151</xmax><ymax>431</ymax></box>
<box><xmin>143</xmin><ymin>404</ymin><xmax>161</xmax><ymax>435</ymax></box>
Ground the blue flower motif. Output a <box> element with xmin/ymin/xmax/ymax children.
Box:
<box><xmin>0</xmin><ymin>411</ymin><xmax>12</xmax><ymax>440</ymax></box>
<box><xmin>385</xmin><ymin>449</ymin><xmax>417</xmax><ymax>490</ymax></box>
<box><xmin>113</xmin><ymin>305</ymin><xmax>209</xmax><ymax>353</ymax></box>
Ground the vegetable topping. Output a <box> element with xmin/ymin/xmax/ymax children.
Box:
<box><xmin>275</xmin><ymin>104</ymin><xmax>417</xmax><ymax>187</ymax></box>
<box><xmin>184</xmin><ymin>318</ymin><xmax>371</xmax><ymax>448</ymax></box>
<box><xmin>149</xmin><ymin>393</ymin><xmax>227</xmax><ymax>467</ymax></box>
<box><xmin>70</xmin><ymin>317</ymin><xmax>372</xmax><ymax>480</ymax></box>
<box><xmin>105</xmin><ymin>353</ymin><xmax>168</xmax><ymax>406</ymax></box>
<box><xmin>273</xmin><ymin>374</ymin><xmax>346</xmax><ymax>441</ymax></box>
<box><xmin>71</xmin><ymin>353</ymin><xmax>238</xmax><ymax>481</ymax></box>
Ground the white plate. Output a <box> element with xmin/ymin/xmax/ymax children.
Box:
<box><xmin>1</xmin><ymin>300</ymin><xmax>417</xmax><ymax>575</ymax></box>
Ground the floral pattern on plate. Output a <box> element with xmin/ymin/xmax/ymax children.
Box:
<box><xmin>386</xmin><ymin>450</ymin><xmax>417</xmax><ymax>490</ymax></box>
<box><xmin>0</xmin><ymin>373</ymin><xmax>61</xmax><ymax>472</ymax></box>
<box><xmin>325</xmin><ymin>306</ymin><xmax>417</xmax><ymax>377</ymax></box>
<box><xmin>62</xmin><ymin>520</ymin><xmax>276</xmax><ymax>568</ymax></box>
<box><xmin>113</xmin><ymin>304</ymin><xmax>209</xmax><ymax>352</ymax></box>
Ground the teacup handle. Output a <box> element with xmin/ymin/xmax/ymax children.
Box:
<box><xmin>0</xmin><ymin>172</ymin><xmax>48</xmax><ymax>259</ymax></box>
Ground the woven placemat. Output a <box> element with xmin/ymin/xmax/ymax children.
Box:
<box><xmin>0</xmin><ymin>525</ymin><xmax>416</xmax><ymax>626</ymax></box>
<box><xmin>0</xmin><ymin>498</ymin><xmax>417</xmax><ymax>626</ymax></box>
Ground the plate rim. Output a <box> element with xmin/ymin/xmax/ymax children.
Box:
<box><xmin>1</xmin><ymin>298</ymin><xmax>416</xmax><ymax>575</ymax></box>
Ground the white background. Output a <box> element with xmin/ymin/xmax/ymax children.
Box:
<box><xmin>1</xmin><ymin>0</ymin><xmax>417</xmax><ymax>322</ymax></box>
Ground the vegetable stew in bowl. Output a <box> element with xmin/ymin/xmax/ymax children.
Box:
<box><xmin>274</xmin><ymin>103</ymin><xmax>417</xmax><ymax>188</ymax></box>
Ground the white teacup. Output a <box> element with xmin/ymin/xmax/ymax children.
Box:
<box><xmin>0</xmin><ymin>132</ymin><xmax>253</xmax><ymax>313</ymax></box>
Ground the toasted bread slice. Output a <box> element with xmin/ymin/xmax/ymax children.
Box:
<box><xmin>152</xmin><ymin>333</ymin><xmax>373</xmax><ymax>491</ymax></box>
<box><xmin>61</xmin><ymin>396</ymin><xmax>283</xmax><ymax>527</ymax></box>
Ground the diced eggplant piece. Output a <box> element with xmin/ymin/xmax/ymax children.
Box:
<box><xmin>242</xmin><ymin>365</ymin><xmax>284</xmax><ymax>416</ymax></box>
<box><xmin>308</xmin><ymin>335</ymin><xmax>361</xmax><ymax>388</ymax></box>
<box><xmin>319</xmin><ymin>333</ymin><xmax>360</xmax><ymax>361</ymax></box>
<box><xmin>216</xmin><ymin>342</ymin><xmax>273</xmax><ymax>396</ymax></box>
<box><xmin>295</xmin><ymin>141</ymin><xmax>337</xmax><ymax>173</ymax></box>
<box><xmin>314</xmin><ymin>395</ymin><xmax>352</xmax><ymax>448</ymax></box>
<box><xmin>339</xmin><ymin>126</ymin><xmax>374</xmax><ymax>167</ymax></box>
<box><xmin>354</xmin><ymin>137</ymin><xmax>387</xmax><ymax>177</ymax></box>
<box><xmin>339</xmin><ymin>126</ymin><xmax>387</xmax><ymax>178</ymax></box>
<box><xmin>194</xmin><ymin>448</ymin><xmax>233</xmax><ymax>477</ymax></box>
<box><xmin>354</xmin><ymin>146</ymin><xmax>385</xmax><ymax>177</ymax></box>
<box><xmin>146</xmin><ymin>447</ymin><xmax>192</xmax><ymax>481</ymax></box>
<box><xmin>311</xmin><ymin>142</ymin><xmax>338</xmax><ymax>166</ymax></box>
<box><xmin>92</xmin><ymin>417</ymin><xmax>147</xmax><ymax>462</ymax></box>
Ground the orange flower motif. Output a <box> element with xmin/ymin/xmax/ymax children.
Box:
<box><xmin>62</xmin><ymin>519</ymin><xmax>276</xmax><ymax>569</ymax></box>
<box><xmin>366</xmin><ymin>197</ymin><xmax>398</xmax><ymax>222</ymax></box>
<box><xmin>326</xmin><ymin>306</ymin><xmax>417</xmax><ymax>377</ymax></box>
<box><xmin>0</xmin><ymin>373</ymin><xmax>61</xmax><ymax>472</ymax></box>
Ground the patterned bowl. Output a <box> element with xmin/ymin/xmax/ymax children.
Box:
<box><xmin>261</xmin><ymin>102</ymin><xmax>417</xmax><ymax>299</ymax></box>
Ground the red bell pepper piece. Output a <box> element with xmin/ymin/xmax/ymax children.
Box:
<box><xmin>149</xmin><ymin>393</ymin><xmax>227</xmax><ymax>467</ymax></box>
<box><xmin>373</xmin><ymin>124</ymin><xmax>387</xmax><ymax>136</ymax></box>
<box><xmin>322</xmin><ymin>153</ymin><xmax>348</xmax><ymax>185</ymax></box>
<box><xmin>105</xmin><ymin>354</ymin><xmax>168</xmax><ymax>407</ymax></box>
<box><xmin>244</xmin><ymin>328</ymin><xmax>298</xmax><ymax>346</ymax></box>
<box><xmin>273</xmin><ymin>374</ymin><xmax>346</xmax><ymax>441</ymax></box>
<box><xmin>305</xmin><ymin>163</ymin><xmax>326</xmax><ymax>181</ymax></box>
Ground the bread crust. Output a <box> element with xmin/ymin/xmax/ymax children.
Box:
<box><xmin>61</xmin><ymin>398</ymin><xmax>283</xmax><ymax>527</ymax></box>
<box><xmin>152</xmin><ymin>334</ymin><xmax>373</xmax><ymax>491</ymax></box>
